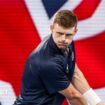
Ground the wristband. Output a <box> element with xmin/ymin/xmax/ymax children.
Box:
<box><xmin>83</xmin><ymin>88</ymin><xmax>101</xmax><ymax>105</ymax></box>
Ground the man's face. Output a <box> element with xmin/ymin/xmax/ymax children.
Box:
<box><xmin>50</xmin><ymin>23</ymin><xmax>77</xmax><ymax>50</ymax></box>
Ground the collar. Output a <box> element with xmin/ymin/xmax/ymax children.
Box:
<box><xmin>48</xmin><ymin>35</ymin><xmax>64</xmax><ymax>55</ymax></box>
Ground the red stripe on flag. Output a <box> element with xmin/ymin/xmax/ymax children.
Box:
<box><xmin>75</xmin><ymin>31</ymin><xmax>105</xmax><ymax>88</ymax></box>
<box><xmin>0</xmin><ymin>0</ymin><xmax>41</xmax><ymax>95</ymax></box>
<box><xmin>73</xmin><ymin>0</ymin><xmax>100</xmax><ymax>20</ymax></box>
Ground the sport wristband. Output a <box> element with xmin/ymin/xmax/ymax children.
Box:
<box><xmin>83</xmin><ymin>88</ymin><xmax>101</xmax><ymax>105</ymax></box>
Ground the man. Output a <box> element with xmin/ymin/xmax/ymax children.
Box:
<box><xmin>13</xmin><ymin>10</ymin><xmax>105</xmax><ymax>105</ymax></box>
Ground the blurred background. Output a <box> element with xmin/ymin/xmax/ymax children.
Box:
<box><xmin>0</xmin><ymin>0</ymin><xmax>105</xmax><ymax>105</ymax></box>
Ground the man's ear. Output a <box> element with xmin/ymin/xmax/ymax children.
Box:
<box><xmin>50</xmin><ymin>25</ymin><xmax>54</xmax><ymax>33</ymax></box>
<box><xmin>74</xmin><ymin>28</ymin><xmax>78</xmax><ymax>36</ymax></box>
<box><xmin>75</xmin><ymin>28</ymin><xmax>78</xmax><ymax>33</ymax></box>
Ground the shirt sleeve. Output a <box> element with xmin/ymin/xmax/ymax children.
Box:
<box><xmin>39</xmin><ymin>56</ymin><xmax>70</xmax><ymax>94</ymax></box>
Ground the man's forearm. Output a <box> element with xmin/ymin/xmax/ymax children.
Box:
<box><xmin>67</xmin><ymin>95</ymin><xmax>88</xmax><ymax>105</ymax></box>
<box><xmin>72</xmin><ymin>64</ymin><xmax>105</xmax><ymax>105</ymax></box>
<box><xmin>59</xmin><ymin>83</ymin><xmax>88</xmax><ymax>105</ymax></box>
<box><xmin>72</xmin><ymin>64</ymin><xmax>90</xmax><ymax>94</ymax></box>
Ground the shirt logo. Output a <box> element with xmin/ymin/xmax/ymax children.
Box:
<box><xmin>71</xmin><ymin>52</ymin><xmax>74</xmax><ymax>61</ymax></box>
<box><xmin>66</xmin><ymin>64</ymin><xmax>69</xmax><ymax>73</ymax></box>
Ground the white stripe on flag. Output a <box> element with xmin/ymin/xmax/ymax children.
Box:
<box><xmin>75</xmin><ymin>0</ymin><xmax>105</xmax><ymax>40</ymax></box>
<box><xmin>95</xmin><ymin>87</ymin><xmax>105</xmax><ymax>101</ymax></box>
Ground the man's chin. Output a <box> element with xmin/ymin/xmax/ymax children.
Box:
<box><xmin>58</xmin><ymin>46</ymin><xmax>67</xmax><ymax>50</ymax></box>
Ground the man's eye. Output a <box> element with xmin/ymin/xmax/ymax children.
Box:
<box><xmin>57</xmin><ymin>32</ymin><xmax>63</xmax><ymax>35</ymax></box>
<box><xmin>66</xmin><ymin>34</ymin><xmax>73</xmax><ymax>37</ymax></box>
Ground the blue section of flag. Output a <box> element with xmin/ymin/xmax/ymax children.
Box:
<box><xmin>42</xmin><ymin>0</ymin><xmax>68</xmax><ymax>19</ymax></box>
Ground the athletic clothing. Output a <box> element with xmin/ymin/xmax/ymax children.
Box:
<box><xmin>14</xmin><ymin>35</ymin><xmax>76</xmax><ymax>105</ymax></box>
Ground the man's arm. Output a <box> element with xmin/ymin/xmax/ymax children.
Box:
<box><xmin>59</xmin><ymin>83</ymin><xmax>88</xmax><ymax>105</ymax></box>
<box><xmin>71</xmin><ymin>63</ymin><xmax>105</xmax><ymax>105</ymax></box>
<box><xmin>72</xmin><ymin>64</ymin><xmax>90</xmax><ymax>94</ymax></box>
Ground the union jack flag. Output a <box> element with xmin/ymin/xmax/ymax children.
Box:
<box><xmin>0</xmin><ymin>0</ymin><xmax>105</xmax><ymax>105</ymax></box>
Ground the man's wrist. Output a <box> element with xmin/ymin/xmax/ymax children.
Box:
<box><xmin>83</xmin><ymin>88</ymin><xmax>101</xmax><ymax>105</ymax></box>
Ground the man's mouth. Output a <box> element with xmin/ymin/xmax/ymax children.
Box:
<box><xmin>58</xmin><ymin>43</ymin><xmax>68</xmax><ymax>46</ymax></box>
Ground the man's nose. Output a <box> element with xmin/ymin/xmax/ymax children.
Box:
<box><xmin>61</xmin><ymin>34</ymin><xmax>66</xmax><ymax>41</ymax></box>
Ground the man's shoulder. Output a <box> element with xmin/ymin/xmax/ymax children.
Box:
<box><xmin>27</xmin><ymin>36</ymin><xmax>51</xmax><ymax>62</ymax></box>
<box><xmin>41</xmin><ymin>55</ymin><xmax>66</xmax><ymax>71</ymax></box>
<box><xmin>30</xmin><ymin>35</ymin><xmax>50</xmax><ymax>56</ymax></box>
<box><xmin>51</xmin><ymin>55</ymin><xmax>66</xmax><ymax>65</ymax></box>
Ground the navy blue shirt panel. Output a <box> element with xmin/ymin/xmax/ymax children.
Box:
<box><xmin>39</xmin><ymin>55</ymin><xmax>70</xmax><ymax>94</ymax></box>
<box><xmin>14</xmin><ymin>35</ymin><xmax>76</xmax><ymax>105</ymax></box>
